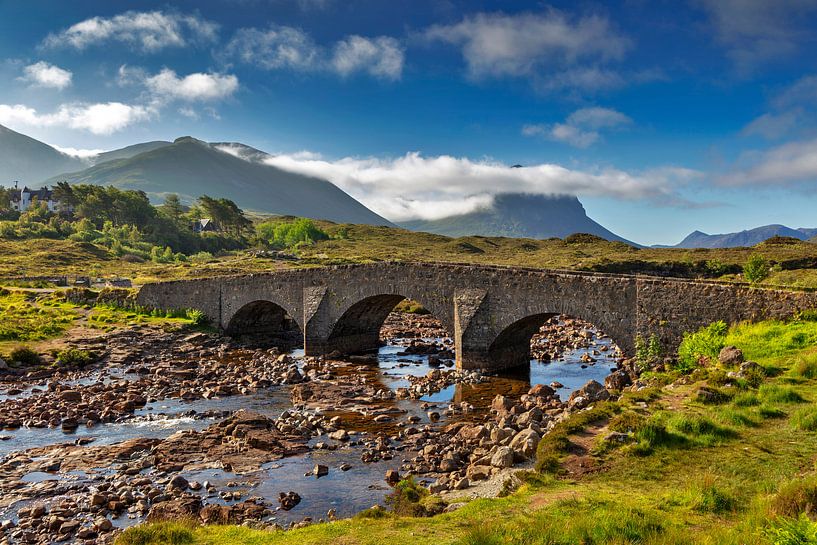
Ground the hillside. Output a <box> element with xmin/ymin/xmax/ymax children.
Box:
<box><xmin>401</xmin><ymin>193</ymin><xmax>635</xmax><ymax>245</ymax></box>
<box><xmin>45</xmin><ymin>137</ymin><xmax>393</xmax><ymax>225</ymax></box>
<box><xmin>676</xmin><ymin>224</ymin><xmax>817</xmax><ymax>248</ymax></box>
<box><xmin>0</xmin><ymin>123</ymin><xmax>87</xmax><ymax>183</ymax></box>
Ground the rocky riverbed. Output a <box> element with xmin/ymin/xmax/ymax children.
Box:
<box><xmin>0</xmin><ymin>312</ymin><xmax>631</xmax><ymax>544</ymax></box>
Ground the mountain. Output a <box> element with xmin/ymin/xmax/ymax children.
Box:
<box><xmin>45</xmin><ymin>136</ymin><xmax>393</xmax><ymax>225</ymax></box>
<box><xmin>0</xmin><ymin>124</ymin><xmax>87</xmax><ymax>184</ymax></box>
<box><xmin>400</xmin><ymin>193</ymin><xmax>636</xmax><ymax>245</ymax></box>
<box><xmin>93</xmin><ymin>141</ymin><xmax>171</xmax><ymax>164</ymax></box>
<box><xmin>675</xmin><ymin>225</ymin><xmax>817</xmax><ymax>248</ymax></box>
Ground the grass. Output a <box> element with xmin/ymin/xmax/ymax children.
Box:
<box><xmin>104</xmin><ymin>312</ymin><xmax>817</xmax><ymax>544</ymax></box>
<box><xmin>2</xmin><ymin>224</ymin><xmax>817</xmax><ymax>287</ymax></box>
<box><xmin>0</xmin><ymin>289</ymin><xmax>77</xmax><ymax>342</ymax></box>
<box><xmin>0</xmin><ymin>288</ymin><xmax>207</xmax><ymax>357</ymax></box>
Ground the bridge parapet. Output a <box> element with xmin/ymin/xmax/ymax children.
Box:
<box><xmin>135</xmin><ymin>262</ymin><xmax>817</xmax><ymax>372</ymax></box>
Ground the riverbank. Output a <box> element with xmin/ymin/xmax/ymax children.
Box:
<box><xmin>116</xmin><ymin>314</ymin><xmax>817</xmax><ymax>545</ymax></box>
<box><xmin>0</xmin><ymin>308</ymin><xmax>619</xmax><ymax>544</ymax></box>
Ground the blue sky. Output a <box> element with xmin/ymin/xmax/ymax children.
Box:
<box><xmin>1</xmin><ymin>0</ymin><xmax>817</xmax><ymax>245</ymax></box>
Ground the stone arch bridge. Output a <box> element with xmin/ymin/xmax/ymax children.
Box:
<box><xmin>135</xmin><ymin>262</ymin><xmax>817</xmax><ymax>372</ymax></box>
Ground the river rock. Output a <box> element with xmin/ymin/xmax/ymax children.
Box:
<box><xmin>313</xmin><ymin>464</ymin><xmax>329</xmax><ymax>477</ymax></box>
<box><xmin>168</xmin><ymin>475</ymin><xmax>189</xmax><ymax>490</ymax></box>
<box><xmin>385</xmin><ymin>469</ymin><xmax>401</xmax><ymax>485</ymax></box>
<box><xmin>146</xmin><ymin>497</ymin><xmax>202</xmax><ymax>521</ymax></box>
<box><xmin>328</xmin><ymin>429</ymin><xmax>349</xmax><ymax>441</ymax></box>
<box><xmin>278</xmin><ymin>491</ymin><xmax>301</xmax><ymax>510</ymax></box>
<box><xmin>568</xmin><ymin>380</ymin><xmax>610</xmax><ymax>409</ymax></box>
<box><xmin>466</xmin><ymin>464</ymin><xmax>491</xmax><ymax>481</ymax></box>
<box><xmin>490</xmin><ymin>446</ymin><xmax>514</xmax><ymax>469</ymax></box>
<box><xmin>509</xmin><ymin>428</ymin><xmax>541</xmax><ymax>459</ymax></box>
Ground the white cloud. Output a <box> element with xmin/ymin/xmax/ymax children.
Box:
<box><xmin>224</xmin><ymin>25</ymin><xmax>319</xmax><ymax>70</ymax></box>
<box><xmin>145</xmin><ymin>69</ymin><xmax>238</xmax><ymax>101</ymax></box>
<box><xmin>43</xmin><ymin>10</ymin><xmax>218</xmax><ymax>52</ymax></box>
<box><xmin>221</xmin><ymin>150</ymin><xmax>700</xmax><ymax>221</ymax></box>
<box><xmin>331</xmin><ymin>36</ymin><xmax>404</xmax><ymax>80</ymax></box>
<box><xmin>19</xmin><ymin>61</ymin><xmax>73</xmax><ymax>89</ymax></box>
<box><xmin>741</xmin><ymin>111</ymin><xmax>800</xmax><ymax>139</ymax></box>
<box><xmin>423</xmin><ymin>9</ymin><xmax>629</xmax><ymax>89</ymax></box>
<box><xmin>523</xmin><ymin>107</ymin><xmax>632</xmax><ymax>148</ymax></box>
<box><xmin>51</xmin><ymin>145</ymin><xmax>105</xmax><ymax>158</ymax></box>
<box><xmin>178</xmin><ymin>106</ymin><xmax>199</xmax><ymax>120</ymax></box>
<box><xmin>720</xmin><ymin>137</ymin><xmax>817</xmax><ymax>186</ymax></box>
<box><xmin>0</xmin><ymin>102</ymin><xmax>152</xmax><ymax>135</ymax></box>
<box><xmin>224</xmin><ymin>25</ymin><xmax>404</xmax><ymax>79</ymax></box>
<box><xmin>696</xmin><ymin>0</ymin><xmax>817</xmax><ymax>72</ymax></box>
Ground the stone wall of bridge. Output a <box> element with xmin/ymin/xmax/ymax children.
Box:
<box><xmin>135</xmin><ymin>263</ymin><xmax>817</xmax><ymax>372</ymax></box>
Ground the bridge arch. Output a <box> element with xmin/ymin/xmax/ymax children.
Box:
<box><xmin>322</xmin><ymin>292</ymin><xmax>452</xmax><ymax>355</ymax></box>
<box><xmin>225</xmin><ymin>299</ymin><xmax>302</xmax><ymax>347</ymax></box>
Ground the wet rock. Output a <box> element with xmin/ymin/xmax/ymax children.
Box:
<box><xmin>59</xmin><ymin>390</ymin><xmax>82</xmax><ymax>402</ymax></box>
<box><xmin>328</xmin><ymin>429</ymin><xmax>349</xmax><ymax>441</ymax></box>
<box><xmin>278</xmin><ymin>491</ymin><xmax>301</xmax><ymax>511</ymax></box>
<box><xmin>718</xmin><ymin>346</ymin><xmax>744</xmax><ymax>366</ymax></box>
<box><xmin>385</xmin><ymin>469</ymin><xmax>401</xmax><ymax>485</ymax></box>
<box><xmin>168</xmin><ymin>475</ymin><xmax>189</xmax><ymax>490</ymax></box>
<box><xmin>146</xmin><ymin>497</ymin><xmax>203</xmax><ymax>522</ymax></box>
<box><xmin>313</xmin><ymin>464</ymin><xmax>329</xmax><ymax>477</ymax></box>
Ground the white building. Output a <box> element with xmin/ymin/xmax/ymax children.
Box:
<box><xmin>9</xmin><ymin>185</ymin><xmax>63</xmax><ymax>212</ymax></box>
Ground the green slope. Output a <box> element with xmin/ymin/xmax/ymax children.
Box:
<box><xmin>46</xmin><ymin>136</ymin><xmax>392</xmax><ymax>226</ymax></box>
<box><xmin>0</xmin><ymin>124</ymin><xmax>87</xmax><ymax>184</ymax></box>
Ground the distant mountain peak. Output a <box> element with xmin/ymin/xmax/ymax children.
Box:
<box><xmin>676</xmin><ymin>224</ymin><xmax>817</xmax><ymax>248</ymax></box>
<box><xmin>400</xmin><ymin>192</ymin><xmax>636</xmax><ymax>245</ymax></box>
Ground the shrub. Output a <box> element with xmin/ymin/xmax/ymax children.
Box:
<box><xmin>7</xmin><ymin>346</ymin><xmax>41</xmax><ymax>366</ymax></box>
<box><xmin>764</xmin><ymin>515</ymin><xmax>817</xmax><ymax>545</ymax></box>
<box><xmin>55</xmin><ymin>348</ymin><xmax>98</xmax><ymax>368</ymax></box>
<box><xmin>186</xmin><ymin>309</ymin><xmax>208</xmax><ymax>326</ymax></box>
<box><xmin>771</xmin><ymin>478</ymin><xmax>817</xmax><ymax>518</ymax></box>
<box><xmin>744</xmin><ymin>254</ymin><xmax>771</xmax><ymax>283</ymax></box>
<box><xmin>635</xmin><ymin>334</ymin><xmax>662</xmax><ymax>370</ymax></box>
<box><xmin>256</xmin><ymin>218</ymin><xmax>329</xmax><ymax>250</ymax></box>
<box><xmin>564</xmin><ymin>233</ymin><xmax>606</xmax><ymax>244</ymax></box>
<box><xmin>676</xmin><ymin>321</ymin><xmax>728</xmax><ymax>372</ymax></box>
<box><xmin>385</xmin><ymin>478</ymin><xmax>442</xmax><ymax>517</ymax></box>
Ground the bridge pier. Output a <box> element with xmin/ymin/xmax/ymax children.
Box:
<box><xmin>134</xmin><ymin>263</ymin><xmax>817</xmax><ymax>374</ymax></box>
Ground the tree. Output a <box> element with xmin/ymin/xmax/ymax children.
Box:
<box><xmin>52</xmin><ymin>181</ymin><xmax>76</xmax><ymax>214</ymax></box>
<box><xmin>744</xmin><ymin>254</ymin><xmax>770</xmax><ymax>283</ymax></box>
<box><xmin>197</xmin><ymin>195</ymin><xmax>251</xmax><ymax>236</ymax></box>
<box><xmin>159</xmin><ymin>194</ymin><xmax>185</xmax><ymax>224</ymax></box>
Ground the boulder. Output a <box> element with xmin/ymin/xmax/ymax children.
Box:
<box><xmin>466</xmin><ymin>464</ymin><xmax>491</xmax><ymax>481</ymax></box>
<box><xmin>278</xmin><ymin>491</ymin><xmax>301</xmax><ymax>511</ymax></box>
<box><xmin>490</xmin><ymin>446</ymin><xmax>514</xmax><ymax>469</ymax></box>
<box><xmin>527</xmin><ymin>384</ymin><xmax>556</xmax><ymax>398</ymax></box>
<box><xmin>59</xmin><ymin>390</ymin><xmax>82</xmax><ymax>402</ymax></box>
<box><xmin>509</xmin><ymin>428</ymin><xmax>541</xmax><ymax>459</ymax></box>
<box><xmin>146</xmin><ymin>497</ymin><xmax>202</xmax><ymax>522</ymax></box>
<box><xmin>605</xmin><ymin>370</ymin><xmax>631</xmax><ymax>391</ymax></box>
<box><xmin>385</xmin><ymin>469</ymin><xmax>401</xmax><ymax>485</ymax></box>
<box><xmin>491</xmin><ymin>395</ymin><xmax>513</xmax><ymax>413</ymax></box>
<box><xmin>168</xmin><ymin>475</ymin><xmax>189</xmax><ymax>490</ymax></box>
<box><xmin>568</xmin><ymin>380</ymin><xmax>610</xmax><ymax>409</ymax></box>
<box><xmin>718</xmin><ymin>346</ymin><xmax>744</xmax><ymax>366</ymax></box>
